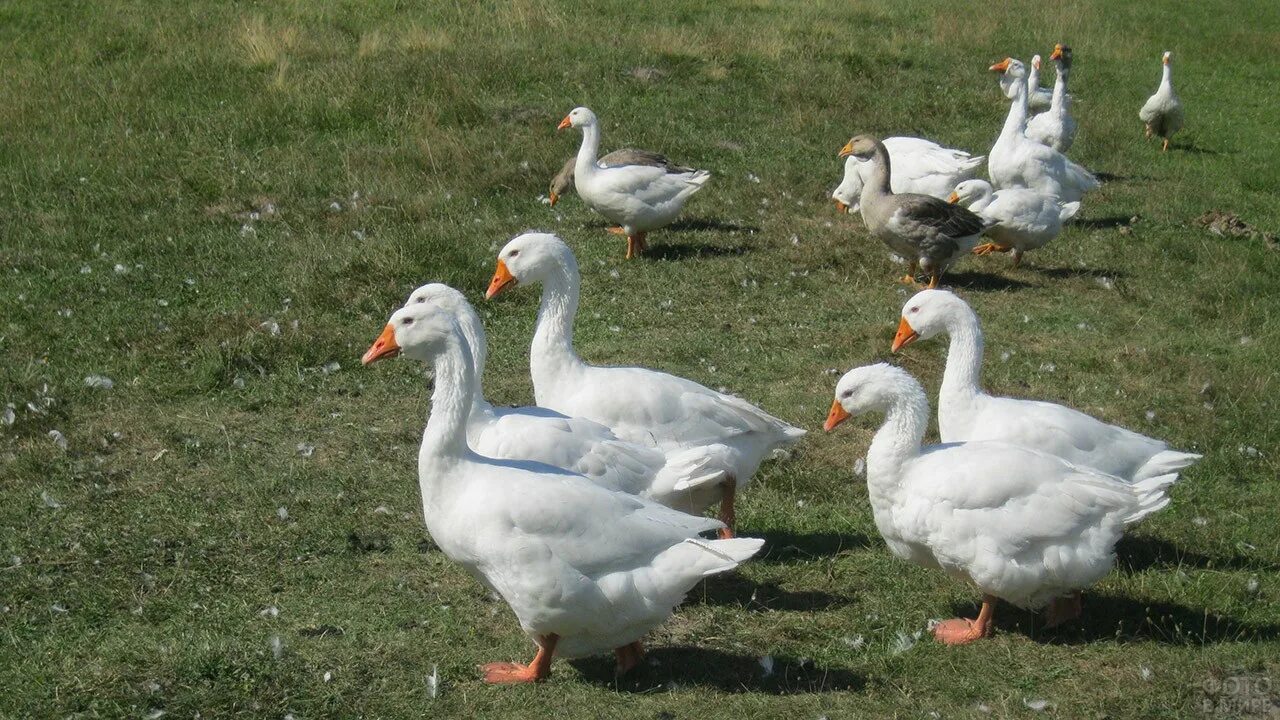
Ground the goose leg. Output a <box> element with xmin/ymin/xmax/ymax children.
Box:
<box><xmin>625</xmin><ymin>236</ymin><xmax>638</xmax><ymax>260</ymax></box>
<box><xmin>926</xmin><ymin>272</ymin><xmax>941</xmax><ymax>289</ymax></box>
<box><xmin>1044</xmin><ymin>591</ymin><xmax>1082</xmax><ymax>628</ymax></box>
<box><xmin>898</xmin><ymin>260</ymin><xmax>920</xmax><ymax>285</ymax></box>
<box><xmin>634</xmin><ymin>232</ymin><xmax>648</xmax><ymax>256</ymax></box>
<box><xmin>717</xmin><ymin>478</ymin><xmax>737</xmax><ymax>540</ymax></box>
<box><xmin>1144</xmin><ymin>124</ymin><xmax>1153</xmax><ymax>139</ymax></box>
<box><xmin>1161</xmin><ymin>138</ymin><xmax>1170</xmax><ymax>152</ymax></box>
<box><xmin>1010</xmin><ymin>249</ymin><xmax>1024</xmax><ymax>269</ymax></box>
<box><xmin>933</xmin><ymin>595</ymin><xmax>996</xmax><ymax>645</ymax></box>
<box><xmin>482</xmin><ymin>633</ymin><xmax>558</xmax><ymax>683</ymax></box>
<box><xmin>613</xmin><ymin>640</ymin><xmax>645</xmax><ymax>674</ymax></box>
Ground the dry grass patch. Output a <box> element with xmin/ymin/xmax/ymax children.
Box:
<box><xmin>238</xmin><ymin>15</ymin><xmax>299</xmax><ymax>68</ymax></box>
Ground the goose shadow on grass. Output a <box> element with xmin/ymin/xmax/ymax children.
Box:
<box><xmin>1033</xmin><ymin>264</ymin><xmax>1128</xmax><ymax>280</ymax></box>
<box><xmin>1073</xmin><ymin>215</ymin><xmax>1135</xmax><ymax>230</ymax></box>
<box><xmin>938</xmin><ymin>270</ymin><xmax>1036</xmax><ymax>292</ymax></box>
<box><xmin>951</xmin><ymin>594</ymin><xmax>1280</xmax><ymax>645</ymax></box>
<box><xmin>1116</xmin><ymin>535</ymin><xmax>1280</xmax><ymax>574</ymax></box>
<box><xmin>689</xmin><ymin>571</ymin><xmax>858</xmax><ymax>612</ymax></box>
<box><xmin>568</xmin><ymin>646</ymin><xmax>865</xmax><ymax>694</ymax></box>
<box><xmin>645</xmin><ymin>240</ymin><xmax>753</xmax><ymax>261</ymax></box>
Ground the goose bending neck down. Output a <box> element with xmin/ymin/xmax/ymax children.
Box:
<box><xmin>824</xmin><ymin>363</ymin><xmax>1176</xmax><ymax>644</ymax></box>
<box><xmin>362</xmin><ymin>304</ymin><xmax>763</xmax><ymax>682</ymax></box>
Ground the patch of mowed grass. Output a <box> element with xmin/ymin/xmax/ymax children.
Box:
<box><xmin>2</xmin><ymin>0</ymin><xmax>1278</xmax><ymax>716</ymax></box>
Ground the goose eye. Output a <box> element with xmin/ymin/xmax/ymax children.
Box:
<box><xmin>401</xmin><ymin>317</ymin><xmax>415</xmax><ymax>326</ymax></box>
<box><xmin>840</xmin><ymin>390</ymin><xmax>853</xmax><ymax>400</ymax></box>
<box><xmin>508</xmin><ymin>249</ymin><xmax>519</xmax><ymax>258</ymax></box>
<box><xmin>909</xmin><ymin>306</ymin><xmax>919</xmax><ymax>314</ymax></box>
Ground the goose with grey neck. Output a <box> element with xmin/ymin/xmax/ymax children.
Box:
<box><xmin>891</xmin><ymin>289</ymin><xmax>1202</xmax><ymax>482</ymax></box>
<box><xmin>401</xmin><ymin>283</ymin><xmax>735</xmax><ymax>508</ymax></box>
<box><xmin>824</xmin><ymin>363</ymin><xmax>1176</xmax><ymax>643</ymax></box>
<box><xmin>557</xmin><ymin>106</ymin><xmax>711</xmax><ymax>259</ymax></box>
<box><xmin>839</xmin><ymin>135</ymin><xmax>987</xmax><ymax>288</ymax></box>
<box><xmin>832</xmin><ymin>136</ymin><xmax>985</xmax><ymax>215</ymax></box>
<box><xmin>485</xmin><ymin>232</ymin><xmax>805</xmax><ymax>536</ymax></box>
<box><xmin>361</xmin><ymin>303</ymin><xmax>763</xmax><ymax>683</ymax></box>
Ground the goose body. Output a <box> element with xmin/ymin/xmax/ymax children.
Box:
<box><xmin>840</xmin><ymin>135</ymin><xmax>987</xmax><ymax>287</ymax></box>
<box><xmin>1139</xmin><ymin>51</ymin><xmax>1184</xmax><ymax>151</ymax></box>
<box><xmin>559</xmin><ymin>107</ymin><xmax>710</xmax><ymax>258</ymax></box>
<box><xmin>988</xmin><ymin>58</ymin><xmax>1099</xmax><ymax>203</ymax></box>
<box><xmin>1025</xmin><ymin>45</ymin><xmax>1078</xmax><ymax>152</ymax></box>
<box><xmin>361</xmin><ymin>305</ymin><xmax>763</xmax><ymax>681</ymax></box>
<box><xmin>549</xmin><ymin>148</ymin><xmax>692</xmax><ymax>207</ymax></box>
<box><xmin>402</xmin><ymin>283</ymin><xmax>733</xmax><ymax>507</ymax></box>
<box><xmin>832</xmin><ymin>137</ymin><xmax>985</xmax><ymax>214</ymax></box>
<box><xmin>892</xmin><ymin>289</ymin><xmax>1202</xmax><ymax>483</ymax></box>
<box><xmin>485</xmin><ymin>233</ymin><xmax>805</xmax><ymax>532</ymax></box>
<box><xmin>825</xmin><ymin>363</ymin><xmax>1176</xmax><ymax>643</ymax></box>
<box><xmin>949</xmin><ymin>179</ymin><xmax>1079</xmax><ymax>266</ymax></box>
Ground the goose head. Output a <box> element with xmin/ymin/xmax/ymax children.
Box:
<box><xmin>486</xmin><ymin>232</ymin><xmax>573</xmax><ymax>299</ymax></box>
<box><xmin>824</xmin><ymin>363</ymin><xmax>917</xmax><ymax>431</ymax></box>
<box><xmin>892</xmin><ymin>289</ymin><xmax>970</xmax><ymax>352</ymax></box>
<box><xmin>831</xmin><ymin>155</ymin><xmax>863</xmax><ymax>213</ymax></box>
<box><xmin>989</xmin><ymin>57</ymin><xmax>1027</xmax><ymax>99</ymax></box>
<box><xmin>838</xmin><ymin>135</ymin><xmax>879</xmax><ymax>161</ymax></box>
<box><xmin>362</xmin><ymin>303</ymin><xmax>459</xmax><ymax>366</ymax></box>
<box><xmin>557</xmin><ymin>106</ymin><xmax>598</xmax><ymax>131</ymax></box>
<box><xmin>548</xmin><ymin>156</ymin><xmax>576</xmax><ymax>206</ymax></box>
<box><xmin>1050</xmin><ymin>44</ymin><xmax>1073</xmax><ymax>70</ymax></box>
<box><xmin>947</xmin><ymin>179</ymin><xmax>994</xmax><ymax>206</ymax></box>
<box><xmin>1162</xmin><ymin>50</ymin><xmax>1172</xmax><ymax>66</ymax></box>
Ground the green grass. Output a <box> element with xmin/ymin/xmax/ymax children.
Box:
<box><xmin>2</xmin><ymin>0</ymin><xmax>1278</xmax><ymax>716</ymax></box>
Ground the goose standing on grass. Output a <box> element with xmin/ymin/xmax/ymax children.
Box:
<box><xmin>890</xmin><ymin>289</ymin><xmax>1203</xmax><ymax>482</ymax></box>
<box><xmin>824</xmin><ymin>363</ymin><xmax>1177</xmax><ymax>643</ymax></box>
<box><xmin>988</xmin><ymin>58</ymin><xmax>1099</xmax><ymax>203</ymax></box>
<box><xmin>549</xmin><ymin>149</ymin><xmax>694</xmax><ymax>207</ymax></box>
<box><xmin>557</xmin><ymin>106</ymin><xmax>711</xmax><ymax>259</ymax></box>
<box><xmin>948</xmin><ymin>179</ymin><xmax>1079</xmax><ymax>267</ymax></box>
<box><xmin>362</xmin><ymin>304</ymin><xmax>764</xmax><ymax>682</ymax></box>
<box><xmin>1139</xmin><ymin>51</ymin><xmax>1184</xmax><ymax>152</ymax></box>
<box><xmin>484</xmin><ymin>232</ymin><xmax>805</xmax><ymax>536</ymax></box>
<box><xmin>1025</xmin><ymin>54</ymin><xmax>1054</xmax><ymax>112</ymax></box>
<box><xmin>832</xmin><ymin>136</ymin><xmax>985</xmax><ymax>214</ymax></box>
<box><xmin>839</xmin><ymin>135</ymin><xmax>988</xmax><ymax>288</ymax></box>
<box><xmin>1026</xmin><ymin>45</ymin><xmax>1078</xmax><ymax>152</ymax></box>
<box><xmin>401</xmin><ymin>283</ymin><xmax>734</xmax><ymax>507</ymax></box>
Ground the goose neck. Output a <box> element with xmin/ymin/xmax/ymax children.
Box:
<box><xmin>1000</xmin><ymin>82</ymin><xmax>1029</xmax><ymax>141</ymax></box>
<box><xmin>939</xmin><ymin>310</ymin><xmax>985</xmax><ymax>407</ymax></box>
<box><xmin>858</xmin><ymin>142</ymin><xmax>893</xmax><ymax>205</ymax></box>
<box><xmin>419</xmin><ymin>333</ymin><xmax>477</xmax><ymax>502</ymax></box>
<box><xmin>573</xmin><ymin>123</ymin><xmax>602</xmax><ymax>178</ymax></box>
<box><xmin>1051</xmin><ymin>66</ymin><xmax>1070</xmax><ymax>109</ymax></box>
<box><xmin>1160</xmin><ymin>63</ymin><xmax>1173</xmax><ymax>91</ymax></box>
<box><xmin>865</xmin><ymin>390</ymin><xmax>928</xmax><ymax>508</ymax></box>
<box><xmin>530</xmin><ymin>261</ymin><xmax>585</xmax><ymax>398</ymax></box>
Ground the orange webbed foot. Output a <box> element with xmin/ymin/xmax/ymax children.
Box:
<box><xmin>481</xmin><ymin>662</ymin><xmax>545</xmax><ymax>684</ymax></box>
<box><xmin>932</xmin><ymin>618</ymin><xmax>989</xmax><ymax>645</ymax></box>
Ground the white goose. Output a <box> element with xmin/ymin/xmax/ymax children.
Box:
<box><xmin>1139</xmin><ymin>51</ymin><xmax>1184</xmax><ymax>152</ymax></box>
<box><xmin>825</xmin><ymin>363</ymin><xmax>1176</xmax><ymax>643</ymax></box>
<box><xmin>559</xmin><ymin>106</ymin><xmax>711</xmax><ymax>259</ymax></box>
<box><xmin>1025</xmin><ymin>54</ymin><xmax>1054</xmax><ymax>112</ymax></box>
<box><xmin>948</xmin><ymin>179</ymin><xmax>1079</xmax><ymax>267</ymax></box>
<box><xmin>485</xmin><ymin>232</ymin><xmax>806</xmax><ymax>535</ymax></box>
<box><xmin>832</xmin><ymin>137</ymin><xmax>985</xmax><ymax>214</ymax></box>
<box><xmin>988</xmin><ymin>58</ymin><xmax>1099</xmax><ymax>203</ymax></box>
<box><xmin>402</xmin><ymin>283</ymin><xmax>733</xmax><ymax>507</ymax></box>
<box><xmin>362</xmin><ymin>304</ymin><xmax>763</xmax><ymax>682</ymax></box>
<box><xmin>891</xmin><ymin>289</ymin><xmax>1202</xmax><ymax>482</ymax></box>
<box><xmin>1025</xmin><ymin>45</ymin><xmax>1078</xmax><ymax>152</ymax></box>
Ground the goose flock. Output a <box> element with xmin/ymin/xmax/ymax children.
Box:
<box><xmin>361</xmin><ymin>49</ymin><xmax>1195</xmax><ymax>683</ymax></box>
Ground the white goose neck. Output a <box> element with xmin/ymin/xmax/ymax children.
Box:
<box><xmin>865</xmin><ymin>388</ymin><xmax>928</xmax><ymax>510</ymax></box>
<box><xmin>452</xmin><ymin>306</ymin><xmax>494</xmax><ymax>421</ymax></box>
<box><xmin>1160</xmin><ymin>64</ymin><xmax>1173</xmax><ymax>91</ymax></box>
<box><xmin>573</xmin><ymin>123</ymin><xmax>602</xmax><ymax>179</ymax></box>
<box><xmin>999</xmin><ymin>81</ymin><xmax>1029</xmax><ymax>141</ymax></box>
<box><xmin>939</xmin><ymin>308</ymin><xmax>985</xmax><ymax>406</ymax></box>
<box><xmin>966</xmin><ymin>185</ymin><xmax>995</xmax><ymax>213</ymax></box>
<box><xmin>530</xmin><ymin>258</ymin><xmax>585</xmax><ymax>402</ymax></box>
<box><xmin>1051</xmin><ymin>65</ymin><xmax>1070</xmax><ymax>110</ymax></box>
<box><xmin>420</xmin><ymin>333</ymin><xmax>477</xmax><ymax>480</ymax></box>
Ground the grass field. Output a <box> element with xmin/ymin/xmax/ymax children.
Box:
<box><xmin>3</xmin><ymin>0</ymin><xmax>1279</xmax><ymax>716</ymax></box>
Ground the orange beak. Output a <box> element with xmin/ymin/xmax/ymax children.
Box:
<box><xmin>548</xmin><ymin>191</ymin><xmax>559</xmax><ymax>207</ymax></box>
<box><xmin>834</xmin><ymin>199</ymin><xmax>848</xmax><ymax>214</ymax></box>
<box><xmin>837</xmin><ymin>140</ymin><xmax>854</xmax><ymax>158</ymax></box>
<box><xmin>556</xmin><ymin>115</ymin><xmax>572</xmax><ymax>131</ymax></box>
<box><xmin>362</xmin><ymin>324</ymin><xmax>400</xmax><ymax>365</ymax></box>
<box><xmin>947</xmin><ymin>192</ymin><xmax>960</xmax><ymax>204</ymax></box>
<box><xmin>823</xmin><ymin>398</ymin><xmax>852</xmax><ymax>432</ymax></box>
<box><xmin>485</xmin><ymin>259</ymin><xmax>517</xmax><ymax>299</ymax></box>
<box><xmin>1050</xmin><ymin>44</ymin><xmax>1063</xmax><ymax>61</ymax></box>
<box><xmin>1162</xmin><ymin>54</ymin><xmax>1170</xmax><ymax>66</ymax></box>
<box><xmin>989</xmin><ymin>58</ymin><xmax>1012</xmax><ymax>73</ymax></box>
<box><xmin>891</xmin><ymin>316</ymin><xmax>919</xmax><ymax>353</ymax></box>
